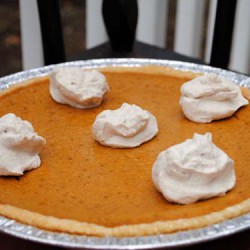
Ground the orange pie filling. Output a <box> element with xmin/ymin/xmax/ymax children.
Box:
<box><xmin>0</xmin><ymin>67</ymin><xmax>250</xmax><ymax>236</ymax></box>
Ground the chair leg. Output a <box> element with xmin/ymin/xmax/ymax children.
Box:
<box><xmin>37</xmin><ymin>0</ymin><xmax>65</xmax><ymax>65</ymax></box>
<box><xmin>210</xmin><ymin>0</ymin><xmax>237</xmax><ymax>69</ymax></box>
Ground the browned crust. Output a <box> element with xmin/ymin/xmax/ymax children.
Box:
<box><xmin>241</xmin><ymin>86</ymin><xmax>250</xmax><ymax>101</ymax></box>
<box><xmin>0</xmin><ymin>66</ymin><xmax>199</xmax><ymax>97</ymax></box>
<box><xmin>0</xmin><ymin>76</ymin><xmax>49</xmax><ymax>97</ymax></box>
<box><xmin>99</xmin><ymin>65</ymin><xmax>202</xmax><ymax>78</ymax></box>
<box><xmin>0</xmin><ymin>199</ymin><xmax>250</xmax><ymax>237</ymax></box>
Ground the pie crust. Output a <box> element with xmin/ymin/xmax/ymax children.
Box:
<box><xmin>0</xmin><ymin>66</ymin><xmax>250</xmax><ymax>237</ymax></box>
<box><xmin>0</xmin><ymin>199</ymin><xmax>250</xmax><ymax>237</ymax></box>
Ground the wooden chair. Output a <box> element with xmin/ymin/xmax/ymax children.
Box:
<box><xmin>20</xmin><ymin>0</ymin><xmax>249</xmax><ymax>74</ymax></box>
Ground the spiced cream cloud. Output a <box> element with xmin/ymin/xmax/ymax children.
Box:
<box><xmin>180</xmin><ymin>74</ymin><xmax>248</xmax><ymax>123</ymax></box>
<box><xmin>50</xmin><ymin>67</ymin><xmax>109</xmax><ymax>109</ymax></box>
<box><xmin>92</xmin><ymin>103</ymin><xmax>158</xmax><ymax>148</ymax></box>
<box><xmin>152</xmin><ymin>133</ymin><xmax>235</xmax><ymax>204</ymax></box>
<box><xmin>0</xmin><ymin>113</ymin><xmax>46</xmax><ymax>176</ymax></box>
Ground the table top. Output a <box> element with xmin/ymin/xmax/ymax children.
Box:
<box><xmin>1</xmin><ymin>42</ymin><xmax>249</xmax><ymax>249</ymax></box>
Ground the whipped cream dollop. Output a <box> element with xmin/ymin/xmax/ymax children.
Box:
<box><xmin>92</xmin><ymin>103</ymin><xmax>158</xmax><ymax>148</ymax></box>
<box><xmin>50</xmin><ymin>67</ymin><xmax>109</xmax><ymax>109</ymax></box>
<box><xmin>0</xmin><ymin>113</ymin><xmax>46</xmax><ymax>176</ymax></box>
<box><xmin>152</xmin><ymin>133</ymin><xmax>235</xmax><ymax>204</ymax></box>
<box><xmin>180</xmin><ymin>74</ymin><xmax>249</xmax><ymax>123</ymax></box>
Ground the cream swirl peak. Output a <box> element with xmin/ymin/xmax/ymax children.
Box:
<box><xmin>180</xmin><ymin>74</ymin><xmax>249</xmax><ymax>123</ymax></box>
<box><xmin>0</xmin><ymin>113</ymin><xmax>46</xmax><ymax>176</ymax></box>
<box><xmin>152</xmin><ymin>133</ymin><xmax>235</xmax><ymax>204</ymax></box>
<box><xmin>50</xmin><ymin>67</ymin><xmax>109</xmax><ymax>109</ymax></box>
<box><xmin>92</xmin><ymin>103</ymin><xmax>158</xmax><ymax>148</ymax></box>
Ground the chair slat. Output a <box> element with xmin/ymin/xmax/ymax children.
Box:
<box><xmin>210</xmin><ymin>0</ymin><xmax>237</xmax><ymax>69</ymax></box>
<box><xmin>174</xmin><ymin>0</ymin><xmax>205</xmax><ymax>58</ymax></box>
<box><xmin>204</xmin><ymin>0</ymin><xmax>218</xmax><ymax>63</ymax></box>
<box><xmin>86</xmin><ymin>0</ymin><xmax>108</xmax><ymax>49</ymax></box>
<box><xmin>19</xmin><ymin>0</ymin><xmax>44</xmax><ymax>70</ymax></box>
<box><xmin>229</xmin><ymin>0</ymin><xmax>250</xmax><ymax>74</ymax></box>
<box><xmin>136</xmin><ymin>0</ymin><xmax>168</xmax><ymax>48</ymax></box>
<box><xmin>37</xmin><ymin>0</ymin><xmax>65</xmax><ymax>65</ymax></box>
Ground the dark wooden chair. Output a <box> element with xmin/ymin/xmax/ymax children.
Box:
<box><xmin>36</xmin><ymin>0</ymin><xmax>237</xmax><ymax>70</ymax></box>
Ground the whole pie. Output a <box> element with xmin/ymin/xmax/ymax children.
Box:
<box><xmin>0</xmin><ymin>66</ymin><xmax>250</xmax><ymax>237</ymax></box>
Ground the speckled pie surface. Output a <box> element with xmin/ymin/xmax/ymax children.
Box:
<box><xmin>0</xmin><ymin>59</ymin><xmax>250</xmax><ymax>249</ymax></box>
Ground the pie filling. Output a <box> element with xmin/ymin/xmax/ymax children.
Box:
<box><xmin>0</xmin><ymin>68</ymin><xmax>249</xmax><ymax>235</ymax></box>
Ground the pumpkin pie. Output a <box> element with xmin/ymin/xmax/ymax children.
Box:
<box><xmin>0</xmin><ymin>66</ymin><xmax>250</xmax><ymax>237</ymax></box>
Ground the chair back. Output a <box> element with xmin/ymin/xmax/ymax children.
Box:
<box><xmin>20</xmin><ymin>0</ymin><xmax>250</xmax><ymax>75</ymax></box>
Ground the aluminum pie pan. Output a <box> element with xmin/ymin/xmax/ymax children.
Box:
<box><xmin>0</xmin><ymin>58</ymin><xmax>249</xmax><ymax>249</ymax></box>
